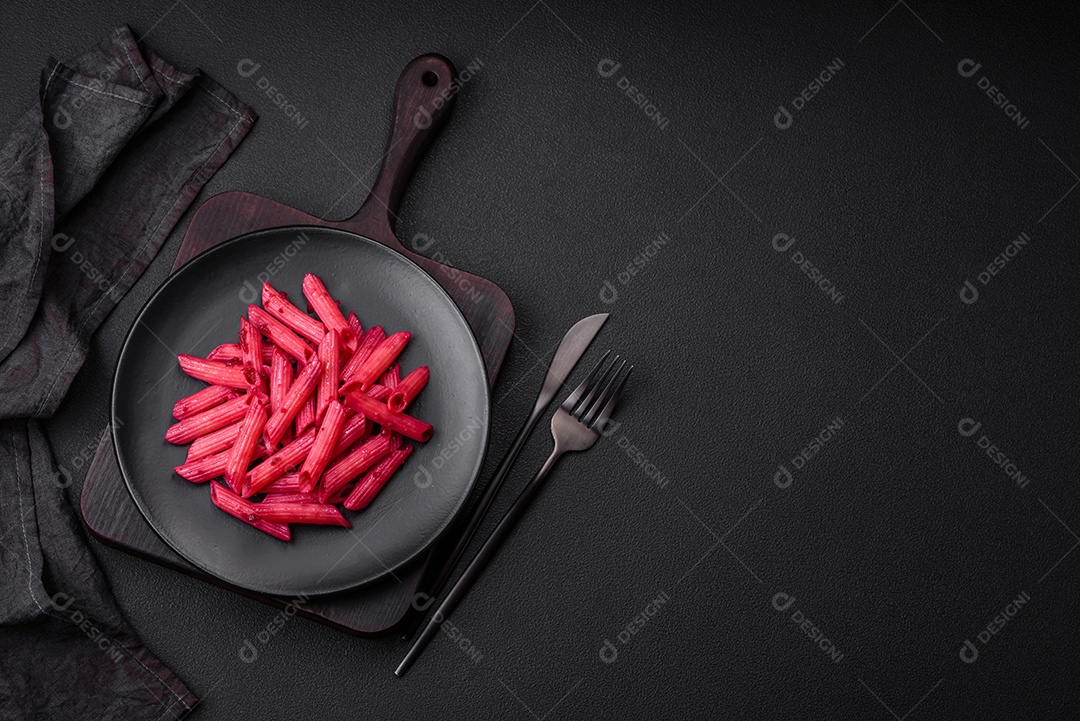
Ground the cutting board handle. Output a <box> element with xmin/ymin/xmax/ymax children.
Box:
<box><xmin>346</xmin><ymin>54</ymin><xmax>457</xmax><ymax>245</ymax></box>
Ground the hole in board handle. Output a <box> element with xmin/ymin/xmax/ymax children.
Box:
<box><xmin>421</xmin><ymin>71</ymin><xmax>439</xmax><ymax>87</ymax></box>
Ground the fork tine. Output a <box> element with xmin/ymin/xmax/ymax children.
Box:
<box><xmin>582</xmin><ymin>361</ymin><xmax>626</xmax><ymax>426</ymax></box>
<box><xmin>561</xmin><ymin>351</ymin><xmax>609</xmax><ymax>413</ymax></box>
<box><xmin>573</xmin><ymin>355</ymin><xmax>620</xmax><ymax>419</ymax></box>
<box><xmin>590</xmin><ymin>365</ymin><xmax>631</xmax><ymax>431</ymax></box>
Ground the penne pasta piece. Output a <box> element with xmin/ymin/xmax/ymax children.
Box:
<box><xmin>262</xmin><ymin>281</ymin><xmax>326</xmax><ymax>345</ymax></box>
<box><xmin>210</xmin><ymin>482</ymin><xmax>290</xmax><ymax>541</ymax></box>
<box><xmin>343</xmin><ymin>445</ymin><xmax>414</xmax><ymax>511</ymax></box>
<box><xmin>347</xmin><ymin>331</ymin><xmax>410</xmax><ymax>390</ymax></box>
<box><xmin>165</xmin><ymin>394</ymin><xmax>252</xmax><ymax>444</ymax></box>
<box><xmin>174</xmin><ymin>449</ymin><xmax>229</xmax><ymax>483</ymax></box>
<box><xmin>248</xmin><ymin>304</ymin><xmax>311</xmax><ymax>361</ymax></box>
<box><xmin>245</xmin><ymin>428</ymin><xmax>317</xmax><ymax>496</ymax></box>
<box><xmin>341</xmin><ymin>326</ymin><xmax>384</xmax><ymax>382</ymax></box>
<box><xmin>302</xmin><ymin>273</ymin><xmax>357</xmax><ymax>351</ymax></box>
<box><xmin>365</xmin><ymin>384</ymin><xmax>392</xmax><ymax>402</ymax></box>
<box><xmin>225</xmin><ymin>399</ymin><xmax>268</xmax><ymax>493</ymax></box>
<box><xmin>259</xmin><ymin>472</ymin><xmax>302</xmax><ymax>493</ymax></box>
<box><xmin>206</xmin><ymin>344</ymin><xmax>276</xmax><ymax>365</ymax></box>
<box><xmin>187</xmin><ymin>419</ymin><xmax>243</xmax><ymax>462</ymax></box>
<box><xmin>261</xmin><ymin>492</ymin><xmax>322</xmax><ymax>504</ymax></box>
<box><xmin>319</xmin><ymin>434</ymin><xmax>392</xmax><ymax>503</ymax></box>
<box><xmin>269</xmin><ymin>347</ymin><xmax>291</xmax><ymax>417</ymax></box>
<box><xmin>380</xmin><ymin>363</ymin><xmax>400</xmax><ymax>389</ymax></box>
<box><xmin>343</xmin><ymin>391</ymin><xmax>433</xmax><ymax>443</ymax></box>
<box><xmin>178</xmin><ymin>354</ymin><xmax>249</xmax><ymax>389</ymax></box>
<box><xmin>387</xmin><ymin>366</ymin><xmax>429</xmax><ymax>412</ymax></box>
<box><xmin>296</xmin><ymin>391</ymin><xmax>316</xmax><ymax>435</ymax></box>
<box><xmin>331</xmin><ymin>413</ymin><xmax>368</xmax><ymax>458</ymax></box>
<box><xmin>263</xmin><ymin>357</ymin><xmax>323</xmax><ymax>448</ymax></box>
<box><xmin>317</xmin><ymin>329</ymin><xmax>341</xmax><ymax>422</ymax></box>
<box><xmin>299</xmin><ymin>401</ymin><xmax>346</xmax><ymax>492</ymax></box>
<box><xmin>253</xmin><ymin>502</ymin><xmax>350</xmax><ymax>527</ymax></box>
<box><xmin>172</xmin><ymin>384</ymin><xmax>237</xmax><ymax>420</ymax></box>
<box><xmin>347</xmin><ymin>312</ymin><xmax>362</xmax><ymax>335</ymax></box>
<box><xmin>238</xmin><ymin>317</ymin><xmax>264</xmax><ymax>391</ymax></box>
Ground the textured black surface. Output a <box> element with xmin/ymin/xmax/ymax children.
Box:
<box><xmin>113</xmin><ymin>227</ymin><xmax>489</xmax><ymax>596</ymax></box>
<box><xmin>7</xmin><ymin>1</ymin><xmax>1080</xmax><ymax>718</ymax></box>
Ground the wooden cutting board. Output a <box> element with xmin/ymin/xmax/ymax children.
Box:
<box><xmin>80</xmin><ymin>54</ymin><xmax>514</xmax><ymax>634</ymax></box>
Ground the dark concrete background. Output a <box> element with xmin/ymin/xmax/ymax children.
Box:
<box><xmin>5</xmin><ymin>1</ymin><xmax>1080</xmax><ymax>718</ymax></box>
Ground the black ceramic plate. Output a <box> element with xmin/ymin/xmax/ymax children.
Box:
<box><xmin>112</xmin><ymin>226</ymin><xmax>489</xmax><ymax>597</ymax></box>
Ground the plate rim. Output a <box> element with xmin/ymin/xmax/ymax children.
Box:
<box><xmin>111</xmin><ymin>224</ymin><xmax>491</xmax><ymax>596</ymax></box>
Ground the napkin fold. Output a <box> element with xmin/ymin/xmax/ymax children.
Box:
<box><xmin>0</xmin><ymin>26</ymin><xmax>256</xmax><ymax>720</ymax></box>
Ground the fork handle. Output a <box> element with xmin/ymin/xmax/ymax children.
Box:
<box><xmin>395</xmin><ymin>446</ymin><xmax>564</xmax><ymax>676</ymax></box>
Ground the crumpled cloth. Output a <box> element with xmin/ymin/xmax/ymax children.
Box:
<box><xmin>0</xmin><ymin>26</ymin><xmax>255</xmax><ymax>720</ymax></box>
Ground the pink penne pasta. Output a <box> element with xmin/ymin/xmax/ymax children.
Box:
<box><xmin>174</xmin><ymin>450</ymin><xmax>230</xmax><ymax>483</ymax></box>
<box><xmin>165</xmin><ymin>394</ymin><xmax>252</xmax><ymax>444</ymax></box>
<box><xmin>299</xmin><ymin>401</ymin><xmax>346</xmax><ymax>493</ymax></box>
<box><xmin>225</xmin><ymin>399</ymin><xmax>268</xmax><ymax>493</ymax></box>
<box><xmin>253</xmin><ymin>502</ymin><xmax>350</xmax><ymax>527</ymax></box>
<box><xmin>341</xmin><ymin>326</ymin><xmax>384</xmax><ymax>382</ymax></box>
<box><xmin>262</xmin><ymin>281</ymin><xmax>326</xmax><ymax>345</ymax></box>
<box><xmin>259</xmin><ymin>472</ymin><xmax>302</xmax><ymax>493</ymax></box>
<box><xmin>347</xmin><ymin>312</ymin><xmax>362</xmax><ymax>335</ymax></box>
<box><xmin>317</xmin><ymin>329</ymin><xmax>340</xmax><ymax>422</ymax></box>
<box><xmin>343</xmin><ymin>445</ymin><xmax>414</xmax><ymax>511</ymax></box>
<box><xmin>302</xmin><ymin>273</ymin><xmax>357</xmax><ymax>352</ymax></box>
<box><xmin>261</xmin><ymin>492</ymin><xmax>322</xmax><ymax>504</ymax></box>
<box><xmin>343</xmin><ymin>390</ymin><xmax>433</xmax><ymax>442</ymax></box>
<box><xmin>296</xmin><ymin>390</ymin><xmax>316</xmax><ymax>435</ymax></box>
<box><xmin>248</xmin><ymin>304</ymin><xmax>311</xmax><ymax>361</ymax></box>
<box><xmin>263</xmin><ymin>357</ymin><xmax>322</xmax><ymax>448</ymax></box>
<box><xmin>206</xmin><ymin>342</ymin><xmax>241</xmax><ymax>362</ymax></box>
<box><xmin>387</xmin><ymin>366</ymin><xmax>429</xmax><ymax>412</ymax></box>
<box><xmin>269</xmin><ymin>347</ymin><xmax>291</xmax><ymax>417</ymax></box>
<box><xmin>245</xmin><ymin>428</ymin><xmax>317</xmax><ymax>496</ymax></box>
<box><xmin>186</xmin><ymin>419</ymin><xmax>244</xmax><ymax>462</ymax></box>
<box><xmin>331</xmin><ymin>413</ymin><xmax>368</xmax><ymax>457</ymax></box>
<box><xmin>172</xmin><ymin>384</ymin><xmax>237</xmax><ymax>420</ymax></box>
<box><xmin>206</xmin><ymin>343</ymin><xmax>276</xmax><ymax>365</ymax></box>
<box><xmin>380</xmin><ymin>363</ymin><xmax>400</xmax><ymax>389</ymax></box>
<box><xmin>347</xmin><ymin>331</ymin><xmax>410</xmax><ymax>390</ymax></box>
<box><xmin>238</xmin><ymin>316</ymin><xmax>263</xmax><ymax>392</ymax></box>
<box><xmin>319</xmin><ymin>434</ymin><xmax>392</xmax><ymax>502</ymax></box>
<box><xmin>178</xmin><ymin>354</ymin><xmax>249</xmax><ymax>389</ymax></box>
<box><xmin>210</xmin><ymin>482</ymin><xmax>290</xmax><ymax>541</ymax></box>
